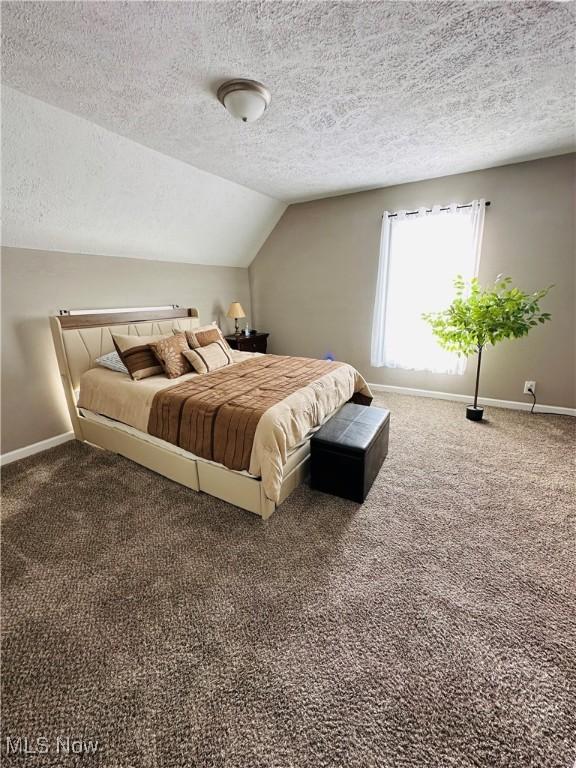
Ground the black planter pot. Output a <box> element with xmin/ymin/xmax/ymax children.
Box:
<box><xmin>466</xmin><ymin>405</ymin><xmax>484</xmax><ymax>421</ymax></box>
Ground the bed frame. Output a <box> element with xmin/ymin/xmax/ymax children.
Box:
<box><xmin>50</xmin><ymin>307</ymin><xmax>310</xmax><ymax>519</ymax></box>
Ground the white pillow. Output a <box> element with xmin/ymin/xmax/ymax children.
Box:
<box><xmin>95</xmin><ymin>351</ymin><xmax>129</xmax><ymax>375</ymax></box>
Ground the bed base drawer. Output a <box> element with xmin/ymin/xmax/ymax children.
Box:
<box><xmin>80</xmin><ymin>416</ymin><xmax>310</xmax><ymax>519</ymax></box>
<box><xmin>195</xmin><ymin>462</ymin><xmax>267</xmax><ymax>517</ymax></box>
<box><xmin>81</xmin><ymin>418</ymin><xmax>200</xmax><ymax>491</ymax></box>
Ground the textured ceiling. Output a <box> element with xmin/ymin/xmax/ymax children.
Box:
<box><xmin>2</xmin><ymin>1</ymin><xmax>574</xmax><ymax>202</ymax></box>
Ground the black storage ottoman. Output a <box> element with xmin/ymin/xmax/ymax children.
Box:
<box><xmin>310</xmin><ymin>404</ymin><xmax>390</xmax><ymax>502</ymax></box>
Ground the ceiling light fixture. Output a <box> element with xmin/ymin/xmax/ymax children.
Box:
<box><xmin>217</xmin><ymin>79</ymin><xmax>271</xmax><ymax>123</ymax></box>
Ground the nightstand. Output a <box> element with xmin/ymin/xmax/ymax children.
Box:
<box><xmin>225</xmin><ymin>332</ymin><xmax>269</xmax><ymax>354</ymax></box>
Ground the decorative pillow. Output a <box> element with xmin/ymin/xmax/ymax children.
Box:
<box><xmin>183</xmin><ymin>341</ymin><xmax>233</xmax><ymax>374</ymax></box>
<box><xmin>112</xmin><ymin>333</ymin><xmax>170</xmax><ymax>380</ymax></box>
<box><xmin>95</xmin><ymin>351</ymin><xmax>129</xmax><ymax>375</ymax></box>
<box><xmin>150</xmin><ymin>333</ymin><xmax>192</xmax><ymax>379</ymax></box>
<box><xmin>174</xmin><ymin>322</ymin><xmax>230</xmax><ymax>350</ymax></box>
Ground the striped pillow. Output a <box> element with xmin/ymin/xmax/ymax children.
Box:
<box><xmin>150</xmin><ymin>333</ymin><xmax>192</xmax><ymax>379</ymax></box>
<box><xmin>174</xmin><ymin>323</ymin><xmax>230</xmax><ymax>350</ymax></box>
<box><xmin>183</xmin><ymin>341</ymin><xmax>233</xmax><ymax>374</ymax></box>
<box><xmin>112</xmin><ymin>333</ymin><xmax>170</xmax><ymax>380</ymax></box>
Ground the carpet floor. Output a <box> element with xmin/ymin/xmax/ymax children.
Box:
<box><xmin>1</xmin><ymin>393</ymin><xmax>575</xmax><ymax>768</ymax></box>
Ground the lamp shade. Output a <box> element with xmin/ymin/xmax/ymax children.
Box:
<box><xmin>226</xmin><ymin>302</ymin><xmax>246</xmax><ymax>320</ymax></box>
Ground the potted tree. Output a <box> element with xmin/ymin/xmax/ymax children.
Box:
<box><xmin>423</xmin><ymin>276</ymin><xmax>552</xmax><ymax>421</ymax></box>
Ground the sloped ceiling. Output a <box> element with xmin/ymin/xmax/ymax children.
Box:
<box><xmin>2</xmin><ymin>87</ymin><xmax>286</xmax><ymax>266</ymax></box>
<box><xmin>2</xmin><ymin>0</ymin><xmax>574</xmax><ymax>202</ymax></box>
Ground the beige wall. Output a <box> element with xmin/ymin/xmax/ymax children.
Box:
<box><xmin>1</xmin><ymin>248</ymin><xmax>252</xmax><ymax>453</ymax></box>
<box><xmin>2</xmin><ymin>155</ymin><xmax>574</xmax><ymax>455</ymax></box>
<box><xmin>250</xmin><ymin>155</ymin><xmax>576</xmax><ymax>409</ymax></box>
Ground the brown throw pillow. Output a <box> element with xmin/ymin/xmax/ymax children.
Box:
<box><xmin>183</xmin><ymin>341</ymin><xmax>233</xmax><ymax>374</ymax></box>
<box><xmin>174</xmin><ymin>323</ymin><xmax>230</xmax><ymax>350</ymax></box>
<box><xmin>150</xmin><ymin>333</ymin><xmax>192</xmax><ymax>379</ymax></box>
<box><xmin>112</xmin><ymin>333</ymin><xmax>170</xmax><ymax>380</ymax></box>
<box><xmin>190</xmin><ymin>327</ymin><xmax>223</xmax><ymax>347</ymax></box>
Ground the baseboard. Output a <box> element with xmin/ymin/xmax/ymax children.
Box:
<box><xmin>0</xmin><ymin>385</ymin><xmax>573</xmax><ymax>467</ymax></box>
<box><xmin>368</xmin><ymin>384</ymin><xmax>576</xmax><ymax>416</ymax></box>
<box><xmin>1</xmin><ymin>432</ymin><xmax>75</xmax><ymax>466</ymax></box>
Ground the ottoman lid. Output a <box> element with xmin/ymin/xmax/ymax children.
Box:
<box><xmin>312</xmin><ymin>404</ymin><xmax>390</xmax><ymax>454</ymax></box>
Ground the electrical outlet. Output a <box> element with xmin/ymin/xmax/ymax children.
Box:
<box><xmin>524</xmin><ymin>381</ymin><xmax>536</xmax><ymax>394</ymax></box>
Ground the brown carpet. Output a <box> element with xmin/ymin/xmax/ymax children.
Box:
<box><xmin>1</xmin><ymin>393</ymin><xmax>575</xmax><ymax>768</ymax></box>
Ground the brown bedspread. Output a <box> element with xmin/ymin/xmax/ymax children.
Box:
<box><xmin>148</xmin><ymin>354</ymin><xmax>370</xmax><ymax>472</ymax></box>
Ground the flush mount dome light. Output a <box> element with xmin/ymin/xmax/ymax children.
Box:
<box><xmin>217</xmin><ymin>79</ymin><xmax>271</xmax><ymax>123</ymax></box>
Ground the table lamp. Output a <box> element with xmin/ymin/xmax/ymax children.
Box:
<box><xmin>226</xmin><ymin>301</ymin><xmax>246</xmax><ymax>335</ymax></box>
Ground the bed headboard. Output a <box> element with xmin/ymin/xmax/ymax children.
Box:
<box><xmin>50</xmin><ymin>307</ymin><xmax>200</xmax><ymax>437</ymax></box>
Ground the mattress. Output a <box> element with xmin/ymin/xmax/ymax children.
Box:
<box><xmin>77</xmin><ymin>352</ymin><xmax>372</xmax><ymax>501</ymax></box>
<box><xmin>78</xmin><ymin>407</ymin><xmax>310</xmax><ymax>479</ymax></box>
<box><xmin>77</xmin><ymin>351</ymin><xmax>313</xmax><ymax>480</ymax></box>
<box><xmin>77</xmin><ymin>350</ymin><xmax>257</xmax><ymax>432</ymax></box>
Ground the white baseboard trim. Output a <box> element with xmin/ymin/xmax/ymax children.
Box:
<box><xmin>1</xmin><ymin>385</ymin><xmax>574</xmax><ymax>467</ymax></box>
<box><xmin>1</xmin><ymin>431</ymin><xmax>75</xmax><ymax>466</ymax></box>
<box><xmin>368</xmin><ymin>383</ymin><xmax>576</xmax><ymax>416</ymax></box>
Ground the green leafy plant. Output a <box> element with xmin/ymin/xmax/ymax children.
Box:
<box><xmin>423</xmin><ymin>276</ymin><xmax>552</xmax><ymax>415</ymax></box>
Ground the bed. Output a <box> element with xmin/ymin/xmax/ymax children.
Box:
<box><xmin>51</xmin><ymin>307</ymin><xmax>372</xmax><ymax>518</ymax></box>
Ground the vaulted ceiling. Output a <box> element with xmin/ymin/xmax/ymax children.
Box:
<box><xmin>2</xmin><ymin>1</ymin><xmax>574</xmax><ymax>202</ymax></box>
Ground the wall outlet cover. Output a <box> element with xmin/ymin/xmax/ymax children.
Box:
<box><xmin>524</xmin><ymin>381</ymin><xmax>536</xmax><ymax>394</ymax></box>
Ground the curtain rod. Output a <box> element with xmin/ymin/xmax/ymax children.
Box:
<box><xmin>384</xmin><ymin>201</ymin><xmax>490</xmax><ymax>219</ymax></box>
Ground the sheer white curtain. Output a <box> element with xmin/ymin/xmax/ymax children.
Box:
<box><xmin>371</xmin><ymin>200</ymin><xmax>485</xmax><ymax>375</ymax></box>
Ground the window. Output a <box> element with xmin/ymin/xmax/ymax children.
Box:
<box><xmin>370</xmin><ymin>200</ymin><xmax>486</xmax><ymax>375</ymax></box>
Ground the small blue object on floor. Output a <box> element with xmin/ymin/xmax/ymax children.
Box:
<box><xmin>310</xmin><ymin>403</ymin><xmax>390</xmax><ymax>502</ymax></box>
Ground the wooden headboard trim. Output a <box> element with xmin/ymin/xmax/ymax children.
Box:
<box><xmin>57</xmin><ymin>307</ymin><xmax>199</xmax><ymax>330</ymax></box>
